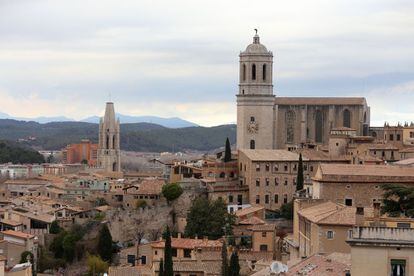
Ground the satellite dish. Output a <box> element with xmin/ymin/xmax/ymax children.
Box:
<box><xmin>270</xmin><ymin>262</ymin><xmax>288</xmax><ymax>273</ymax></box>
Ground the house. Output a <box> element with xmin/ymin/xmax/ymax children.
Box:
<box><xmin>0</xmin><ymin>230</ymin><xmax>37</xmax><ymax>270</ymax></box>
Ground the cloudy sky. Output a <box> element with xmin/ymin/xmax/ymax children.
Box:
<box><xmin>0</xmin><ymin>0</ymin><xmax>413</xmax><ymax>126</ymax></box>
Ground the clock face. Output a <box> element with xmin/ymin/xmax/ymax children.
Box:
<box><xmin>247</xmin><ymin>121</ymin><xmax>259</xmax><ymax>134</ymax></box>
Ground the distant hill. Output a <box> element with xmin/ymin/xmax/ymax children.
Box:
<box><xmin>0</xmin><ymin>119</ymin><xmax>236</xmax><ymax>152</ymax></box>
<box><xmin>0</xmin><ymin>112</ymin><xmax>198</xmax><ymax>128</ymax></box>
<box><xmin>0</xmin><ymin>140</ymin><xmax>45</xmax><ymax>164</ymax></box>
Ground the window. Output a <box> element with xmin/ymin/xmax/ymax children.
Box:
<box><xmin>250</xmin><ymin>116</ymin><xmax>255</xmax><ymax>122</ymax></box>
<box><xmin>265</xmin><ymin>195</ymin><xmax>269</xmax><ymax>204</ymax></box>
<box><xmin>250</xmin><ymin>140</ymin><xmax>255</xmax><ymax>149</ymax></box>
<box><xmin>184</xmin><ymin>249</ymin><xmax>191</xmax><ymax>258</ymax></box>
<box><xmin>397</xmin><ymin>134</ymin><xmax>401</xmax><ymax>141</ymax></box>
<box><xmin>172</xmin><ymin>248</ymin><xmax>177</xmax><ymax>257</ymax></box>
<box><xmin>141</xmin><ymin>255</ymin><xmax>147</xmax><ymax>265</ymax></box>
<box><xmin>228</xmin><ymin>195</ymin><xmax>233</xmax><ymax>203</ymax></box>
<box><xmin>326</xmin><ymin>231</ymin><xmax>334</xmax><ymax>239</ymax></box>
<box><xmin>260</xmin><ymin>244</ymin><xmax>268</xmax><ymax>251</ymax></box>
<box><xmin>252</xmin><ymin>64</ymin><xmax>256</xmax><ymax>80</ymax></box>
<box><xmin>256</xmin><ymin>195</ymin><xmax>260</xmax><ymax>204</ymax></box>
<box><xmin>310</xmin><ymin>166</ymin><xmax>314</xmax><ymax>172</ymax></box>
<box><xmin>256</xmin><ymin>164</ymin><xmax>260</xmax><ymax>172</ymax></box>
<box><xmin>274</xmin><ymin>194</ymin><xmax>279</xmax><ymax>203</ymax></box>
<box><xmin>265</xmin><ymin>178</ymin><xmax>269</xmax><ymax>186</ymax></box>
<box><xmin>274</xmin><ymin>165</ymin><xmax>279</xmax><ymax>172</ymax></box>
<box><xmin>348</xmin><ymin>229</ymin><xmax>353</xmax><ymax>239</ymax></box>
<box><xmin>274</xmin><ymin>178</ymin><xmax>279</xmax><ymax>185</ymax></box>
<box><xmin>242</xmin><ymin>64</ymin><xmax>246</xmax><ymax>81</ymax></box>
<box><xmin>284</xmin><ymin>179</ymin><xmax>288</xmax><ymax>186</ymax></box>
<box><xmin>343</xmin><ymin>109</ymin><xmax>351</xmax><ymax>128</ymax></box>
<box><xmin>265</xmin><ymin>164</ymin><xmax>270</xmax><ymax>171</ymax></box>
<box><xmin>411</xmin><ymin>132</ymin><xmax>414</xmax><ymax>138</ymax></box>
<box><xmin>345</xmin><ymin>198</ymin><xmax>353</xmax><ymax>206</ymax></box>
<box><xmin>315</xmin><ymin>110</ymin><xmax>323</xmax><ymax>143</ymax></box>
<box><xmin>390</xmin><ymin>134</ymin><xmax>394</xmax><ymax>141</ymax></box>
<box><xmin>286</xmin><ymin>110</ymin><xmax>296</xmax><ymax>143</ymax></box>
<box><xmin>262</xmin><ymin>231</ymin><xmax>267</xmax><ymax>237</ymax></box>
<box><xmin>391</xmin><ymin>259</ymin><xmax>406</xmax><ymax>276</ymax></box>
<box><xmin>283</xmin><ymin>194</ymin><xmax>288</xmax><ymax>204</ymax></box>
<box><xmin>284</xmin><ymin>164</ymin><xmax>288</xmax><ymax>171</ymax></box>
<box><xmin>256</xmin><ymin>179</ymin><xmax>260</xmax><ymax>187</ymax></box>
<box><xmin>262</xmin><ymin>64</ymin><xmax>266</xmax><ymax>80</ymax></box>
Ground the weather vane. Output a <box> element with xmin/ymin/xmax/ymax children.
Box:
<box><xmin>254</xmin><ymin>28</ymin><xmax>258</xmax><ymax>35</ymax></box>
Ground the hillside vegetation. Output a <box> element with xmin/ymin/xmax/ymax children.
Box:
<box><xmin>0</xmin><ymin>119</ymin><xmax>236</xmax><ymax>152</ymax></box>
<box><xmin>0</xmin><ymin>140</ymin><xmax>45</xmax><ymax>164</ymax></box>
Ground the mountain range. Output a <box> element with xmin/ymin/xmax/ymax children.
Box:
<box><xmin>0</xmin><ymin>119</ymin><xmax>236</xmax><ymax>152</ymax></box>
<box><xmin>0</xmin><ymin>112</ymin><xmax>197</xmax><ymax>128</ymax></box>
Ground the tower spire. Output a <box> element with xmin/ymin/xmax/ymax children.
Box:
<box><xmin>253</xmin><ymin>29</ymin><xmax>260</xmax><ymax>44</ymax></box>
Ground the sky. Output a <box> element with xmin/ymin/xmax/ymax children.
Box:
<box><xmin>0</xmin><ymin>0</ymin><xmax>413</xmax><ymax>126</ymax></box>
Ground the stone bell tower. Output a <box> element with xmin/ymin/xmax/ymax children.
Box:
<box><xmin>236</xmin><ymin>31</ymin><xmax>275</xmax><ymax>150</ymax></box>
<box><xmin>97</xmin><ymin>102</ymin><xmax>121</xmax><ymax>172</ymax></box>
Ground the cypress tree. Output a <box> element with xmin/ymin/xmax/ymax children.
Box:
<box><xmin>221</xmin><ymin>241</ymin><xmax>228</xmax><ymax>276</ymax></box>
<box><xmin>229</xmin><ymin>252</ymin><xmax>240</xmax><ymax>276</ymax></box>
<box><xmin>163</xmin><ymin>226</ymin><xmax>173</xmax><ymax>276</ymax></box>
<box><xmin>159</xmin><ymin>258</ymin><xmax>165</xmax><ymax>276</ymax></box>
<box><xmin>97</xmin><ymin>224</ymin><xmax>113</xmax><ymax>262</ymax></box>
<box><xmin>224</xmin><ymin>138</ymin><xmax>232</xmax><ymax>162</ymax></box>
<box><xmin>296</xmin><ymin>153</ymin><xmax>304</xmax><ymax>191</ymax></box>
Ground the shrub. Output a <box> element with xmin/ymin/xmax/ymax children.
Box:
<box><xmin>162</xmin><ymin>183</ymin><xmax>183</xmax><ymax>201</ymax></box>
<box><xmin>135</xmin><ymin>199</ymin><xmax>148</xmax><ymax>209</ymax></box>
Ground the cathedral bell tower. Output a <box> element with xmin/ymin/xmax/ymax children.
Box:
<box><xmin>97</xmin><ymin>102</ymin><xmax>121</xmax><ymax>172</ymax></box>
<box><xmin>237</xmin><ymin>31</ymin><xmax>275</xmax><ymax>150</ymax></box>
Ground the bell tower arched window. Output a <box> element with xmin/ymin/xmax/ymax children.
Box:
<box><xmin>242</xmin><ymin>64</ymin><xmax>246</xmax><ymax>81</ymax></box>
<box><xmin>262</xmin><ymin>64</ymin><xmax>266</xmax><ymax>80</ymax></box>
<box><xmin>343</xmin><ymin>109</ymin><xmax>351</xmax><ymax>128</ymax></box>
<box><xmin>252</xmin><ymin>64</ymin><xmax>256</xmax><ymax>80</ymax></box>
<box><xmin>250</xmin><ymin>140</ymin><xmax>255</xmax><ymax>149</ymax></box>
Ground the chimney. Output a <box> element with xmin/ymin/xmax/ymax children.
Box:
<box><xmin>177</xmin><ymin>233</ymin><xmax>182</xmax><ymax>239</ymax></box>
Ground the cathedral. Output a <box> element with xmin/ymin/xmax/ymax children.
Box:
<box><xmin>97</xmin><ymin>102</ymin><xmax>121</xmax><ymax>172</ymax></box>
<box><xmin>237</xmin><ymin>33</ymin><xmax>371</xmax><ymax>150</ymax></box>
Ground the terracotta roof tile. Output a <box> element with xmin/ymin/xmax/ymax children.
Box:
<box><xmin>235</xmin><ymin>206</ymin><xmax>264</xmax><ymax>218</ymax></box>
<box><xmin>298</xmin><ymin>202</ymin><xmax>357</xmax><ymax>226</ymax></box>
<box><xmin>2</xmin><ymin>230</ymin><xmax>34</xmax><ymax>239</ymax></box>
<box><xmin>239</xmin><ymin>216</ymin><xmax>266</xmax><ymax>225</ymax></box>
<box><xmin>287</xmin><ymin>253</ymin><xmax>351</xmax><ymax>275</ymax></box>
<box><xmin>240</xmin><ymin>149</ymin><xmax>305</xmax><ymax>162</ymax></box>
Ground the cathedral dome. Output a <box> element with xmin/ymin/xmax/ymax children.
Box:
<box><xmin>244</xmin><ymin>34</ymin><xmax>269</xmax><ymax>54</ymax></box>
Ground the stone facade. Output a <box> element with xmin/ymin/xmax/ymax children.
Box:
<box><xmin>97</xmin><ymin>102</ymin><xmax>121</xmax><ymax>172</ymax></box>
<box><xmin>236</xmin><ymin>34</ymin><xmax>370</xmax><ymax>150</ymax></box>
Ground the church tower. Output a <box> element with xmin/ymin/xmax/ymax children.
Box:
<box><xmin>97</xmin><ymin>102</ymin><xmax>121</xmax><ymax>172</ymax></box>
<box><xmin>237</xmin><ymin>32</ymin><xmax>275</xmax><ymax>150</ymax></box>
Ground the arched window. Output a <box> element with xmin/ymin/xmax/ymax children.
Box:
<box><xmin>252</xmin><ymin>64</ymin><xmax>256</xmax><ymax>80</ymax></box>
<box><xmin>112</xmin><ymin>162</ymin><xmax>117</xmax><ymax>172</ymax></box>
<box><xmin>106</xmin><ymin>135</ymin><xmax>109</xmax><ymax>149</ymax></box>
<box><xmin>286</xmin><ymin>110</ymin><xmax>296</xmax><ymax>143</ymax></box>
<box><xmin>343</xmin><ymin>109</ymin><xmax>351</xmax><ymax>128</ymax></box>
<box><xmin>315</xmin><ymin>110</ymin><xmax>323</xmax><ymax>143</ymax></box>
<box><xmin>262</xmin><ymin>64</ymin><xmax>266</xmax><ymax>80</ymax></box>
<box><xmin>113</xmin><ymin>135</ymin><xmax>116</xmax><ymax>149</ymax></box>
<box><xmin>250</xmin><ymin>140</ymin><xmax>255</xmax><ymax>149</ymax></box>
<box><xmin>242</xmin><ymin>64</ymin><xmax>246</xmax><ymax>81</ymax></box>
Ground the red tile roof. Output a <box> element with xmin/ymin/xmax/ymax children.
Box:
<box><xmin>2</xmin><ymin>230</ymin><xmax>34</xmax><ymax>240</ymax></box>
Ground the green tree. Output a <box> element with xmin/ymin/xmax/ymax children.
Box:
<box><xmin>49</xmin><ymin>220</ymin><xmax>62</xmax><ymax>234</ymax></box>
<box><xmin>98</xmin><ymin>224</ymin><xmax>113</xmax><ymax>262</ymax></box>
<box><xmin>224</xmin><ymin>137</ymin><xmax>232</xmax><ymax>162</ymax></box>
<box><xmin>87</xmin><ymin>254</ymin><xmax>108</xmax><ymax>275</ymax></box>
<box><xmin>49</xmin><ymin>231</ymin><xmax>67</xmax><ymax>259</ymax></box>
<box><xmin>159</xmin><ymin>258</ymin><xmax>165</xmax><ymax>276</ymax></box>
<box><xmin>162</xmin><ymin>183</ymin><xmax>183</xmax><ymax>201</ymax></box>
<box><xmin>81</xmin><ymin>159</ymin><xmax>88</xmax><ymax>165</ymax></box>
<box><xmin>62</xmin><ymin>233</ymin><xmax>77</xmax><ymax>262</ymax></box>
<box><xmin>229</xmin><ymin>252</ymin><xmax>240</xmax><ymax>276</ymax></box>
<box><xmin>296</xmin><ymin>153</ymin><xmax>304</xmax><ymax>191</ymax></box>
<box><xmin>280</xmin><ymin>201</ymin><xmax>293</xmax><ymax>220</ymax></box>
<box><xmin>20</xmin><ymin>251</ymin><xmax>34</xmax><ymax>264</ymax></box>
<box><xmin>381</xmin><ymin>184</ymin><xmax>414</xmax><ymax>217</ymax></box>
<box><xmin>185</xmin><ymin>197</ymin><xmax>235</xmax><ymax>240</ymax></box>
<box><xmin>221</xmin><ymin>241</ymin><xmax>229</xmax><ymax>276</ymax></box>
<box><xmin>163</xmin><ymin>226</ymin><xmax>173</xmax><ymax>276</ymax></box>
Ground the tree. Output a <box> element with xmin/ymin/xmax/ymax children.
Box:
<box><xmin>296</xmin><ymin>153</ymin><xmax>304</xmax><ymax>191</ymax></box>
<box><xmin>185</xmin><ymin>197</ymin><xmax>235</xmax><ymax>240</ymax></box>
<box><xmin>96</xmin><ymin>197</ymin><xmax>108</xmax><ymax>206</ymax></box>
<box><xmin>163</xmin><ymin>226</ymin><xmax>173</xmax><ymax>276</ymax></box>
<box><xmin>159</xmin><ymin>258</ymin><xmax>165</xmax><ymax>276</ymax></box>
<box><xmin>20</xmin><ymin>251</ymin><xmax>34</xmax><ymax>264</ymax></box>
<box><xmin>49</xmin><ymin>231</ymin><xmax>67</xmax><ymax>259</ymax></box>
<box><xmin>98</xmin><ymin>224</ymin><xmax>113</xmax><ymax>262</ymax></box>
<box><xmin>162</xmin><ymin>183</ymin><xmax>183</xmax><ymax>201</ymax></box>
<box><xmin>81</xmin><ymin>159</ymin><xmax>88</xmax><ymax>165</ymax></box>
<box><xmin>280</xmin><ymin>201</ymin><xmax>293</xmax><ymax>220</ymax></box>
<box><xmin>229</xmin><ymin>252</ymin><xmax>240</xmax><ymax>276</ymax></box>
<box><xmin>224</xmin><ymin>138</ymin><xmax>232</xmax><ymax>162</ymax></box>
<box><xmin>49</xmin><ymin>220</ymin><xmax>62</xmax><ymax>234</ymax></box>
<box><xmin>87</xmin><ymin>254</ymin><xmax>108</xmax><ymax>275</ymax></box>
<box><xmin>381</xmin><ymin>184</ymin><xmax>414</xmax><ymax>217</ymax></box>
<box><xmin>221</xmin><ymin>241</ymin><xmax>229</xmax><ymax>276</ymax></box>
<box><xmin>62</xmin><ymin>233</ymin><xmax>77</xmax><ymax>262</ymax></box>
